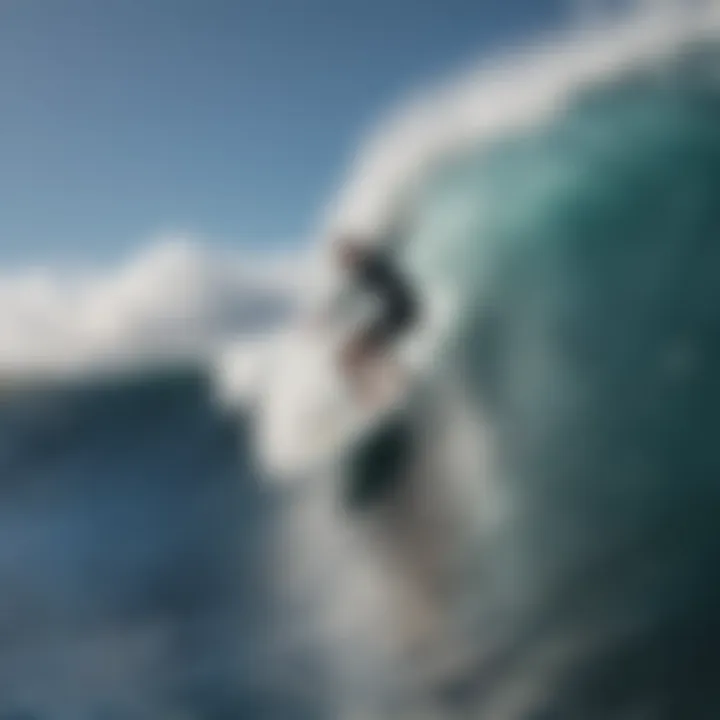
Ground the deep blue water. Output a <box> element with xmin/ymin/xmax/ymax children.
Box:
<box><xmin>0</xmin><ymin>368</ymin><xmax>320</xmax><ymax>720</ymax></box>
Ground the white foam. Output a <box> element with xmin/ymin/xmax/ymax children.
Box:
<box><xmin>0</xmin><ymin>235</ymin><xmax>305</xmax><ymax>380</ymax></box>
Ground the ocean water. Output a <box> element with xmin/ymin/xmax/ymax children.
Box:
<box><xmin>258</xmin><ymin>11</ymin><xmax>720</xmax><ymax>719</ymax></box>
<box><xmin>0</xmin><ymin>368</ymin><xmax>326</xmax><ymax>719</ymax></box>
<box><xmin>5</xmin><ymin>6</ymin><xmax>720</xmax><ymax>720</ymax></box>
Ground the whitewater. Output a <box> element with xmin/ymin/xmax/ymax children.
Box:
<box><xmin>241</xmin><ymin>5</ymin><xmax>720</xmax><ymax>719</ymax></box>
<box><xmin>3</xmin><ymin>3</ymin><xmax>720</xmax><ymax>718</ymax></box>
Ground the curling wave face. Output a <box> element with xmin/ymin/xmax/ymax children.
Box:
<box><xmin>406</xmin><ymin>36</ymin><xmax>720</xmax><ymax>719</ymax></box>
<box><xmin>265</xmin><ymin>20</ymin><xmax>720</xmax><ymax>720</ymax></box>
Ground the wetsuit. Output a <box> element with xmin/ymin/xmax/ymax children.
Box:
<box><xmin>352</xmin><ymin>252</ymin><xmax>419</xmax><ymax>352</ymax></box>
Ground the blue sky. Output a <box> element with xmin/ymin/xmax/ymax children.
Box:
<box><xmin>0</xmin><ymin>0</ymin><xmax>571</xmax><ymax>266</ymax></box>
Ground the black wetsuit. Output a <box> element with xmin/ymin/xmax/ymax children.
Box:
<box><xmin>353</xmin><ymin>252</ymin><xmax>419</xmax><ymax>350</ymax></box>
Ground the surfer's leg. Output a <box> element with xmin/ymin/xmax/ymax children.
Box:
<box><xmin>338</xmin><ymin>323</ymin><xmax>382</xmax><ymax>399</ymax></box>
<box><xmin>346</xmin><ymin>352</ymin><xmax>387</xmax><ymax>411</ymax></box>
<box><xmin>339</xmin><ymin>311</ymin><xmax>411</xmax><ymax>409</ymax></box>
<box><xmin>365</xmin><ymin>312</ymin><xmax>413</xmax><ymax>406</ymax></box>
<box><xmin>355</xmin><ymin>353</ymin><xmax>398</xmax><ymax>411</ymax></box>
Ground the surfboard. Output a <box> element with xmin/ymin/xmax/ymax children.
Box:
<box><xmin>255</xmin><ymin>281</ymin><xmax>455</xmax><ymax>479</ymax></box>
<box><xmin>255</xmin><ymin>325</ymin><xmax>410</xmax><ymax>478</ymax></box>
<box><xmin>305</xmin><ymin>356</ymin><xmax>409</xmax><ymax>460</ymax></box>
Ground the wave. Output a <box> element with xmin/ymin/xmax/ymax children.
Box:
<box><xmin>0</xmin><ymin>366</ymin><xmax>329</xmax><ymax>718</ymax></box>
<box><xmin>257</xmin><ymin>6</ymin><xmax>720</xmax><ymax>719</ymax></box>
<box><xmin>5</xmin><ymin>4</ymin><xmax>720</xmax><ymax>718</ymax></box>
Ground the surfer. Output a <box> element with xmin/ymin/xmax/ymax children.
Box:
<box><xmin>331</xmin><ymin>234</ymin><xmax>420</xmax><ymax>405</ymax></box>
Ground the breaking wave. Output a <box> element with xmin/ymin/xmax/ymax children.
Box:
<box><xmin>4</xmin><ymin>4</ymin><xmax>720</xmax><ymax>719</ymax></box>
<box><xmin>258</xmin><ymin>6</ymin><xmax>720</xmax><ymax>719</ymax></box>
